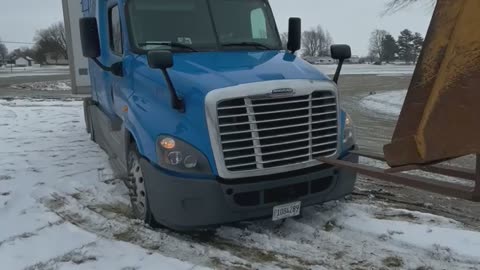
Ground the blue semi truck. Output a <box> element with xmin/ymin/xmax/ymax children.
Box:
<box><xmin>75</xmin><ymin>0</ymin><xmax>358</xmax><ymax>230</ymax></box>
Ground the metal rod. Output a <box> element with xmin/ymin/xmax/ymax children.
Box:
<box><xmin>351</xmin><ymin>150</ymin><xmax>476</xmax><ymax>181</ymax></box>
<box><xmin>474</xmin><ymin>154</ymin><xmax>480</xmax><ymax>201</ymax></box>
<box><xmin>318</xmin><ymin>157</ymin><xmax>476</xmax><ymax>201</ymax></box>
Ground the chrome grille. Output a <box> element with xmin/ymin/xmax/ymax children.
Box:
<box><xmin>217</xmin><ymin>91</ymin><xmax>338</xmax><ymax>172</ymax></box>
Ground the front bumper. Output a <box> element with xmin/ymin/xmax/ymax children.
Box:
<box><xmin>142</xmin><ymin>154</ymin><xmax>358</xmax><ymax>231</ymax></box>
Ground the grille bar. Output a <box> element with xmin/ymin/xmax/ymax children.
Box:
<box><xmin>218</xmin><ymin>96</ymin><xmax>334</xmax><ymax>110</ymax></box>
<box><xmin>223</xmin><ymin>134</ymin><xmax>338</xmax><ymax>152</ymax></box>
<box><xmin>219</xmin><ymin>112</ymin><xmax>336</xmax><ymax>127</ymax></box>
<box><xmin>220</xmin><ymin>121</ymin><xmax>337</xmax><ymax>136</ymax></box>
<box><xmin>217</xmin><ymin>90</ymin><xmax>338</xmax><ymax>173</ymax></box>
<box><xmin>224</xmin><ymin>141</ymin><xmax>338</xmax><ymax>161</ymax></box>
<box><xmin>218</xmin><ymin>103</ymin><xmax>336</xmax><ymax>119</ymax></box>
<box><xmin>225</xmin><ymin>145</ymin><xmax>312</xmax><ymax>161</ymax></box>
<box><xmin>222</xmin><ymin>126</ymin><xmax>337</xmax><ymax>144</ymax></box>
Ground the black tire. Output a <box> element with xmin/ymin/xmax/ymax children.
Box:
<box><xmin>126</xmin><ymin>143</ymin><xmax>159</xmax><ymax>228</ymax></box>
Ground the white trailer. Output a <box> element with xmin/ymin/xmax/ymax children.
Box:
<box><xmin>62</xmin><ymin>0</ymin><xmax>91</xmax><ymax>94</ymax></box>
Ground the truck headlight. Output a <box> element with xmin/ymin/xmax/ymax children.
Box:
<box><xmin>157</xmin><ymin>136</ymin><xmax>212</xmax><ymax>174</ymax></box>
<box><xmin>343</xmin><ymin>112</ymin><xmax>355</xmax><ymax>148</ymax></box>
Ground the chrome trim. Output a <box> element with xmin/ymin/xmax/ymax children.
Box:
<box><xmin>223</xmin><ymin>135</ymin><xmax>338</xmax><ymax>152</ymax></box>
<box><xmin>220</xmin><ymin>122</ymin><xmax>337</xmax><ymax>136</ymax></box>
<box><xmin>205</xmin><ymin>79</ymin><xmax>340</xmax><ymax>179</ymax></box>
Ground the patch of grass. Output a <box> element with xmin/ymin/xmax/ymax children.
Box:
<box><xmin>334</xmin><ymin>251</ymin><xmax>346</xmax><ymax>260</ymax></box>
<box><xmin>209</xmin><ymin>237</ymin><xmax>319</xmax><ymax>270</ymax></box>
<box><xmin>114</xmin><ymin>228</ymin><xmax>137</xmax><ymax>242</ymax></box>
<box><xmin>0</xmin><ymin>175</ymin><xmax>12</xmax><ymax>181</ymax></box>
<box><xmin>210</xmin><ymin>257</ymin><xmax>251</xmax><ymax>270</ymax></box>
<box><xmin>88</xmin><ymin>203</ymin><xmax>135</xmax><ymax>219</ymax></box>
<box><xmin>323</xmin><ymin>220</ymin><xmax>342</xmax><ymax>232</ymax></box>
<box><xmin>416</xmin><ymin>266</ymin><xmax>434</xmax><ymax>270</ymax></box>
<box><xmin>382</xmin><ymin>256</ymin><xmax>404</xmax><ymax>268</ymax></box>
<box><xmin>375</xmin><ymin>212</ymin><xmax>418</xmax><ymax>222</ymax></box>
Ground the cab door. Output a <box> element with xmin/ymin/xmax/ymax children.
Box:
<box><xmin>106</xmin><ymin>1</ymin><xmax>130</xmax><ymax>119</ymax></box>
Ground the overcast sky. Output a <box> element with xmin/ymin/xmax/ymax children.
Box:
<box><xmin>0</xmin><ymin>0</ymin><xmax>433</xmax><ymax>56</ymax></box>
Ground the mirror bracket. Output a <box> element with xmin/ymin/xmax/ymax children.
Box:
<box><xmin>111</xmin><ymin>62</ymin><xmax>124</xmax><ymax>77</ymax></box>
<box><xmin>147</xmin><ymin>51</ymin><xmax>184</xmax><ymax>113</ymax></box>
<box><xmin>330</xmin><ymin>44</ymin><xmax>352</xmax><ymax>84</ymax></box>
<box><xmin>161</xmin><ymin>69</ymin><xmax>185</xmax><ymax>112</ymax></box>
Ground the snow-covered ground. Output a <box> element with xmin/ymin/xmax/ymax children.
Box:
<box><xmin>0</xmin><ymin>65</ymin><xmax>69</xmax><ymax>78</ymax></box>
<box><xmin>360</xmin><ymin>90</ymin><xmax>407</xmax><ymax>117</ymax></box>
<box><xmin>10</xmin><ymin>80</ymin><xmax>72</xmax><ymax>91</ymax></box>
<box><xmin>1</xmin><ymin>99</ymin><xmax>480</xmax><ymax>270</ymax></box>
<box><xmin>315</xmin><ymin>64</ymin><xmax>415</xmax><ymax>76</ymax></box>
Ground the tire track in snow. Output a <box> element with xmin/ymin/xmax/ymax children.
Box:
<box><xmin>42</xmin><ymin>192</ymin><xmax>317</xmax><ymax>270</ymax></box>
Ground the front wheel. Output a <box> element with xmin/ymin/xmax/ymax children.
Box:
<box><xmin>126</xmin><ymin>144</ymin><xmax>159</xmax><ymax>228</ymax></box>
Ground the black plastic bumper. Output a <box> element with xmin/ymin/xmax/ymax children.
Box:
<box><xmin>142</xmin><ymin>154</ymin><xmax>358</xmax><ymax>231</ymax></box>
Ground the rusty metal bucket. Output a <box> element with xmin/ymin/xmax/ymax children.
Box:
<box><xmin>384</xmin><ymin>0</ymin><xmax>480</xmax><ymax>167</ymax></box>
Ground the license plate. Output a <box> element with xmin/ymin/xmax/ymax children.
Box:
<box><xmin>272</xmin><ymin>201</ymin><xmax>301</xmax><ymax>221</ymax></box>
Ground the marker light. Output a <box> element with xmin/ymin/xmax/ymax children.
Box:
<box><xmin>160</xmin><ymin>137</ymin><xmax>176</xmax><ymax>150</ymax></box>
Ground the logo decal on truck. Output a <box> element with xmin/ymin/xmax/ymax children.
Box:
<box><xmin>271</xmin><ymin>88</ymin><xmax>295</xmax><ymax>96</ymax></box>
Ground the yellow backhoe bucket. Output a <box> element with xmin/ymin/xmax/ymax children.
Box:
<box><xmin>384</xmin><ymin>0</ymin><xmax>480</xmax><ymax>167</ymax></box>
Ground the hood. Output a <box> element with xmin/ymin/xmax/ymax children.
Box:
<box><xmin>137</xmin><ymin>51</ymin><xmax>331</xmax><ymax>96</ymax></box>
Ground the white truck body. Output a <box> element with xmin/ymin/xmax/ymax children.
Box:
<box><xmin>62</xmin><ymin>0</ymin><xmax>91</xmax><ymax>94</ymax></box>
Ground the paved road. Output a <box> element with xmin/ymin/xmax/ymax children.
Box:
<box><xmin>338</xmin><ymin>74</ymin><xmax>411</xmax><ymax>153</ymax></box>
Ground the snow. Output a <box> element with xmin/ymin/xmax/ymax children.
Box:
<box><xmin>315</xmin><ymin>64</ymin><xmax>415</xmax><ymax>76</ymax></box>
<box><xmin>0</xmin><ymin>99</ymin><xmax>209</xmax><ymax>270</ymax></box>
<box><xmin>10</xmin><ymin>80</ymin><xmax>72</xmax><ymax>91</ymax></box>
<box><xmin>1</xmin><ymin>98</ymin><xmax>480</xmax><ymax>269</ymax></box>
<box><xmin>359</xmin><ymin>89</ymin><xmax>407</xmax><ymax>117</ymax></box>
<box><xmin>0</xmin><ymin>65</ymin><xmax>69</xmax><ymax>78</ymax></box>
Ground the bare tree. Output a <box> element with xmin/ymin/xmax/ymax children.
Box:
<box><xmin>34</xmin><ymin>22</ymin><xmax>68</xmax><ymax>61</ymax></box>
<box><xmin>321</xmin><ymin>31</ymin><xmax>333</xmax><ymax>57</ymax></box>
<box><xmin>280</xmin><ymin>32</ymin><xmax>288</xmax><ymax>49</ymax></box>
<box><xmin>368</xmin><ymin>29</ymin><xmax>388</xmax><ymax>63</ymax></box>
<box><xmin>384</xmin><ymin>0</ymin><xmax>435</xmax><ymax>13</ymax></box>
<box><xmin>0</xmin><ymin>38</ymin><xmax>8</xmax><ymax>62</ymax></box>
<box><xmin>302</xmin><ymin>25</ymin><xmax>333</xmax><ymax>57</ymax></box>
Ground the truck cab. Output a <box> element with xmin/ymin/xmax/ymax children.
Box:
<box><xmin>78</xmin><ymin>0</ymin><xmax>357</xmax><ymax>230</ymax></box>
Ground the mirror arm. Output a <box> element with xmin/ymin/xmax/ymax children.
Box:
<box><xmin>333</xmin><ymin>58</ymin><xmax>345</xmax><ymax>84</ymax></box>
<box><xmin>91</xmin><ymin>58</ymin><xmax>112</xmax><ymax>72</ymax></box>
<box><xmin>161</xmin><ymin>69</ymin><xmax>185</xmax><ymax>113</ymax></box>
<box><xmin>91</xmin><ymin>58</ymin><xmax>124</xmax><ymax>77</ymax></box>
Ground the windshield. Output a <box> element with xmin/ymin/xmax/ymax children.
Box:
<box><xmin>127</xmin><ymin>0</ymin><xmax>282</xmax><ymax>52</ymax></box>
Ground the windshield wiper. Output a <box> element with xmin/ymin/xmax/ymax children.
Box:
<box><xmin>139</xmin><ymin>42</ymin><xmax>198</xmax><ymax>52</ymax></box>
<box><xmin>221</xmin><ymin>42</ymin><xmax>273</xmax><ymax>50</ymax></box>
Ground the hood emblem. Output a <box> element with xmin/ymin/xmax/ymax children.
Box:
<box><xmin>271</xmin><ymin>88</ymin><xmax>295</xmax><ymax>96</ymax></box>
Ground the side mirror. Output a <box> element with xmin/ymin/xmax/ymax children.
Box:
<box><xmin>287</xmin><ymin>18</ymin><xmax>301</xmax><ymax>54</ymax></box>
<box><xmin>147</xmin><ymin>50</ymin><xmax>174</xmax><ymax>70</ymax></box>
<box><xmin>330</xmin><ymin>44</ymin><xmax>352</xmax><ymax>84</ymax></box>
<box><xmin>79</xmin><ymin>17</ymin><xmax>101</xmax><ymax>58</ymax></box>
<box><xmin>331</xmin><ymin>44</ymin><xmax>352</xmax><ymax>60</ymax></box>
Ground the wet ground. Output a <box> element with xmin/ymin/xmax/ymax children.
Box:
<box><xmin>0</xmin><ymin>74</ymin><xmax>480</xmax><ymax>228</ymax></box>
<box><xmin>1</xmin><ymin>98</ymin><xmax>479</xmax><ymax>270</ymax></box>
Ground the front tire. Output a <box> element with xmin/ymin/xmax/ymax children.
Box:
<box><xmin>127</xmin><ymin>144</ymin><xmax>159</xmax><ymax>228</ymax></box>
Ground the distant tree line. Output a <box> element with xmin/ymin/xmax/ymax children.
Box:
<box><xmin>368</xmin><ymin>29</ymin><xmax>424</xmax><ymax>64</ymax></box>
<box><xmin>0</xmin><ymin>22</ymin><xmax>67</xmax><ymax>65</ymax></box>
<box><xmin>281</xmin><ymin>25</ymin><xmax>333</xmax><ymax>58</ymax></box>
<box><xmin>0</xmin><ymin>38</ymin><xmax>8</xmax><ymax>64</ymax></box>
